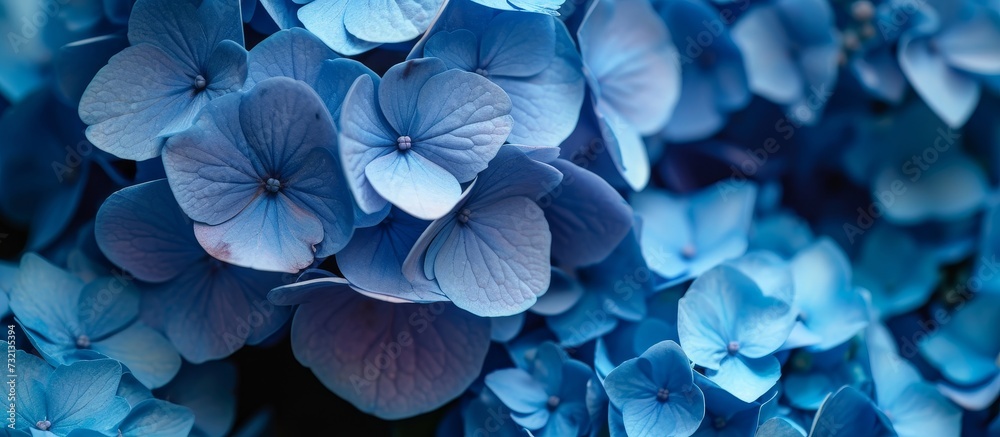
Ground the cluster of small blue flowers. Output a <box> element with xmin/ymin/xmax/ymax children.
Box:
<box><xmin>1</xmin><ymin>0</ymin><xmax>999</xmax><ymax>435</ymax></box>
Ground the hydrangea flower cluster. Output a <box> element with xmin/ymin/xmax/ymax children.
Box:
<box><xmin>2</xmin><ymin>0</ymin><xmax>1000</xmax><ymax>434</ymax></box>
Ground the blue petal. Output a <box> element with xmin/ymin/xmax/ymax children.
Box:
<box><xmin>281</xmin><ymin>147</ymin><xmax>356</xmax><ymax>258</ymax></box>
<box><xmin>146</xmin><ymin>263</ymin><xmax>290</xmax><ymax>363</ymax></box>
<box><xmin>94</xmin><ymin>180</ymin><xmax>203</xmax><ymax>283</ymax></box>
<box><xmin>80</xmin><ymin>44</ymin><xmax>211</xmax><ymax>160</ymax></box>
<box><xmin>315</xmin><ymin>59</ymin><xmax>379</xmax><ymax>124</ymax></box>
<box><xmin>578</xmin><ymin>0</ymin><xmax>680</xmax><ymax>134</ymax></box>
<box><xmin>492</xmin><ymin>313</ymin><xmax>526</xmax><ymax>343</ymax></box>
<box><xmin>898</xmin><ymin>35</ymin><xmax>979</xmax><ymax>128</ymax></box>
<box><xmin>260</xmin><ymin>0</ymin><xmax>303</xmax><ymax>29</ymax></box>
<box><xmin>485</xmin><ymin>368</ymin><xmax>549</xmax><ymax>415</ymax></box>
<box><xmin>76</xmin><ymin>277</ymin><xmax>139</xmax><ymax>340</ymax></box>
<box><xmin>755</xmin><ymin>418</ymin><xmax>806</xmax><ymax>437</ymax></box>
<box><xmin>492</xmin><ymin>21</ymin><xmax>584</xmax><ymax>147</ymax></box>
<box><xmin>119</xmin><ymin>399</ymin><xmax>196</xmax><ymax>437</ymax></box>
<box><xmin>730</xmin><ymin>6</ymin><xmax>803</xmax><ymax>105</ymax></box>
<box><xmin>14</xmin><ymin>351</ymin><xmax>50</xmax><ymax>430</ymax></box>
<box><xmin>246</xmin><ymin>28</ymin><xmax>339</xmax><ymax>89</ymax></box>
<box><xmin>936</xmin><ymin>13</ymin><xmax>1000</xmax><ymax>74</ymax></box>
<box><xmin>433</xmin><ymin>197</ymin><xmax>552</xmax><ymax>317</ymax></box>
<box><xmin>545</xmin><ymin>160</ymin><xmax>633</xmax><ymax>269</ymax></box>
<box><xmin>270</xmin><ymin>278</ymin><xmax>491</xmax><ymax>419</ymax></box>
<box><xmin>547</xmin><ymin>291</ymin><xmax>619</xmax><ymax>347</ymax></box>
<box><xmin>342</xmin><ymin>0</ymin><xmax>441</xmax><ymax>44</ymax></box>
<box><xmin>337</xmin><ymin>209</ymin><xmax>447</xmax><ymax>302</ymax></box>
<box><xmin>470</xmin><ymin>0</ymin><xmax>563</xmax><ymax>14</ymax></box>
<box><xmin>90</xmin><ymin>323</ymin><xmax>181</xmax><ymax>389</ymax></box>
<box><xmin>298</xmin><ymin>0</ymin><xmax>380</xmax><ymax>55</ymax></box>
<box><xmin>424</xmin><ymin>30</ymin><xmax>479</xmax><ymax>72</ymax></box>
<box><xmin>46</xmin><ymin>359</ymin><xmax>130</xmax><ymax>434</ymax></box>
<box><xmin>11</xmin><ymin>254</ymin><xmax>82</xmax><ymax>348</ymax></box>
<box><xmin>339</xmin><ymin>73</ymin><xmax>396</xmax><ymax>214</ymax></box>
<box><xmin>365</xmin><ymin>150</ymin><xmax>463</xmax><ymax>220</ymax></box>
<box><xmin>530</xmin><ymin>269</ymin><xmax>584</xmax><ymax>316</ymax></box>
<box><xmin>790</xmin><ymin>239</ymin><xmax>869</xmax><ymax>351</ymax></box>
<box><xmin>478</xmin><ymin>12</ymin><xmax>555</xmax><ymax>78</ymax></box>
<box><xmin>127</xmin><ymin>0</ymin><xmax>244</xmax><ymax>64</ymax></box>
<box><xmin>406</xmin><ymin>69</ymin><xmax>513</xmax><ymax>182</ymax></box>
<box><xmin>706</xmin><ymin>354</ymin><xmax>781</xmax><ymax>403</ymax></box>
<box><xmin>809</xmin><ymin>387</ymin><xmax>895</xmax><ymax>437</ymax></box>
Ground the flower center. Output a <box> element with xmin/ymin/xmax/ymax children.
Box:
<box><xmin>547</xmin><ymin>395</ymin><xmax>560</xmax><ymax>409</ymax></box>
<box><xmin>714</xmin><ymin>416</ymin><xmax>727</xmax><ymax>429</ymax></box>
<box><xmin>680</xmin><ymin>244</ymin><xmax>697</xmax><ymax>259</ymax></box>
<box><xmin>397</xmin><ymin>135</ymin><xmax>412</xmax><ymax>152</ymax></box>
<box><xmin>475</xmin><ymin>67</ymin><xmax>489</xmax><ymax>77</ymax></box>
<box><xmin>76</xmin><ymin>335</ymin><xmax>91</xmax><ymax>349</ymax></box>
<box><xmin>457</xmin><ymin>208</ymin><xmax>472</xmax><ymax>224</ymax></box>
<box><xmin>36</xmin><ymin>420</ymin><xmax>51</xmax><ymax>431</ymax></box>
<box><xmin>727</xmin><ymin>341</ymin><xmax>740</xmax><ymax>355</ymax></box>
<box><xmin>193</xmin><ymin>74</ymin><xmax>207</xmax><ymax>91</ymax></box>
<box><xmin>851</xmin><ymin>1</ymin><xmax>874</xmax><ymax>22</ymax></box>
<box><xmin>656</xmin><ymin>388</ymin><xmax>670</xmax><ymax>402</ymax></box>
<box><xmin>265</xmin><ymin>178</ymin><xmax>281</xmax><ymax>193</ymax></box>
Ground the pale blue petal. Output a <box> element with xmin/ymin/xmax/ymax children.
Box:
<box><xmin>365</xmin><ymin>150</ymin><xmax>463</xmax><ymax>220</ymax></box>
<box><xmin>485</xmin><ymin>368</ymin><xmax>549</xmax><ymax>414</ymax></box>
<box><xmin>90</xmin><ymin>323</ymin><xmax>181</xmax><ymax>389</ymax></box>
<box><xmin>409</xmin><ymin>69</ymin><xmax>512</xmax><ymax>182</ymax></box>
<box><xmin>281</xmin><ymin>147</ymin><xmax>355</xmax><ymax>258</ymax></box>
<box><xmin>380</xmin><ymin>58</ymin><xmax>449</xmax><ymax>135</ymax></box>
<box><xmin>47</xmin><ymin>360</ymin><xmax>130</xmax><ymax>434</ymax></box>
<box><xmin>119</xmin><ymin>399</ymin><xmax>196</xmax><ymax>437</ymax></box>
<box><xmin>434</xmin><ymin>197</ymin><xmax>552</xmax><ymax>317</ymax></box>
<box><xmin>578</xmin><ymin>0</ymin><xmax>680</xmax><ymax>134</ymax></box>
<box><xmin>424</xmin><ymin>30</ymin><xmax>479</xmax><ymax>72</ymax></box>
<box><xmin>12</xmin><ymin>254</ymin><xmax>82</xmax><ymax>347</ymax></box>
<box><xmin>730</xmin><ymin>7</ymin><xmax>803</xmax><ymax>105</ymax></box>
<box><xmin>898</xmin><ymin>35</ymin><xmax>979</xmax><ymax>128</ymax></box>
<box><xmin>314</xmin><ymin>58</ymin><xmax>379</xmax><ymax>123</ymax></box>
<box><xmin>76</xmin><ymin>277</ymin><xmax>139</xmax><ymax>341</ymax></box>
<box><xmin>707</xmin><ymin>355</ymin><xmax>781</xmax><ymax>403</ymax></box>
<box><xmin>193</xmin><ymin>195</ymin><xmax>323</xmax><ymax>273</ymax></box>
<box><xmin>246</xmin><ymin>28</ymin><xmax>339</xmax><ymax>89</ymax></box>
<box><xmin>342</xmin><ymin>0</ymin><xmax>441</xmax><ymax>44</ymax></box>
<box><xmin>298</xmin><ymin>0</ymin><xmax>381</xmax><ymax>56</ymax></box>
<box><xmin>530</xmin><ymin>269</ymin><xmax>583</xmax><ymax>316</ymax></box>
<box><xmin>338</xmin><ymin>74</ymin><xmax>396</xmax><ymax>214</ymax></box>
<box><xmin>936</xmin><ymin>13</ymin><xmax>1000</xmax><ymax>74</ymax></box>
<box><xmin>127</xmin><ymin>0</ymin><xmax>244</xmax><ymax>64</ymax></box>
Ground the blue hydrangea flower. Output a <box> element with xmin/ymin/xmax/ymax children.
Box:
<box><xmin>731</xmin><ymin>0</ymin><xmax>839</xmax><ymax>125</ymax></box>
<box><xmin>896</xmin><ymin>1</ymin><xmax>1000</xmax><ymax>127</ymax></box>
<box><xmin>632</xmin><ymin>181</ymin><xmax>757</xmax><ymax>287</ymax></box>
<box><xmin>13</xmin><ymin>351</ymin><xmax>130</xmax><ymax>436</ymax></box>
<box><xmin>604</xmin><ymin>340</ymin><xmax>705</xmax><ymax>437</ymax></box>
<box><xmin>419</xmin><ymin>5</ymin><xmax>585</xmax><ymax>147</ymax></box>
<box><xmin>655</xmin><ymin>0</ymin><xmax>751</xmax><ymax>142</ymax></box>
<box><xmin>79</xmin><ymin>0</ymin><xmax>247</xmax><ymax>160</ymax></box>
<box><xmin>94</xmin><ymin>179</ymin><xmax>292</xmax><ymax>363</ymax></box>
<box><xmin>576</xmin><ymin>0</ymin><xmax>681</xmax><ymax>191</ymax></box>
<box><xmin>339</xmin><ymin>57</ymin><xmax>514</xmax><ymax>220</ymax></box>
<box><xmin>789</xmin><ymin>239</ymin><xmax>870</xmax><ymax>351</ymax></box>
<box><xmin>10</xmin><ymin>253</ymin><xmax>181</xmax><ymax>388</ymax></box>
<box><xmin>677</xmin><ymin>254</ymin><xmax>795</xmax><ymax>402</ymax></box>
<box><xmin>162</xmin><ymin>77</ymin><xmax>355</xmax><ymax>273</ymax></box>
<box><xmin>269</xmin><ymin>276</ymin><xmax>491</xmax><ymax>419</ymax></box>
<box><xmin>401</xmin><ymin>146</ymin><xmax>562</xmax><ymax>317</ymax></box>
<box><xmin>485</xmin><ymin>342</ymin><xmax>593</xmax><ymax>437</ymax></box>
<box><xmin>297</xmin><ymin>0</ymin><xmax>441</xmax><ymax>55</ymax></box>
